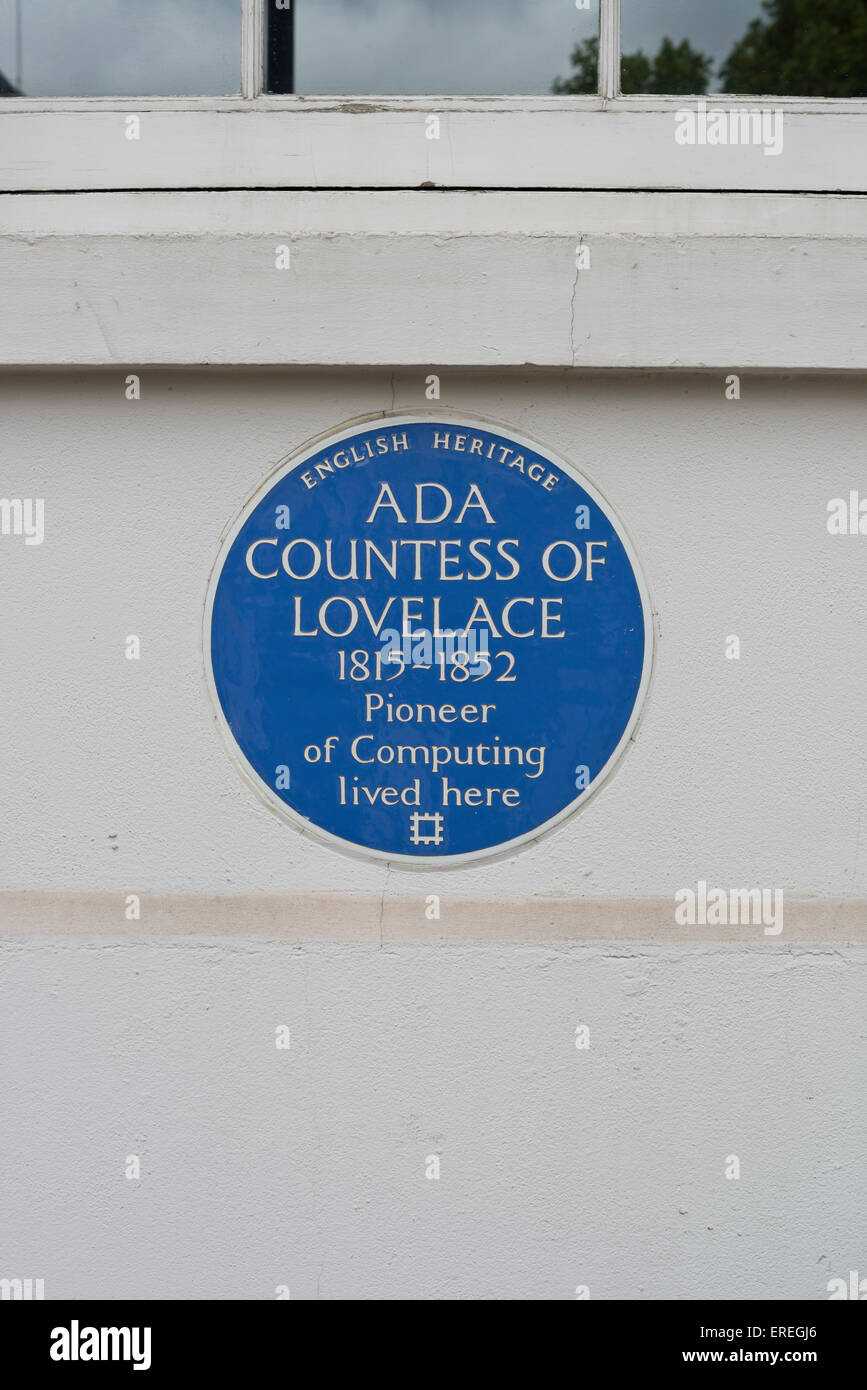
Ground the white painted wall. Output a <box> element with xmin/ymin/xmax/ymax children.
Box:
<box><xmin>0</xmin><ymin>939</ymin><xmax>860</xmax><ymax>1300</ymax></box>
<box><xmin>1</xmin><ymin>368</ymin><xmax>864</xmax><ymax>902</ymax></box>
<box><xmin>0</xmin><ymin>367</ymin><xmax>864</xmax><ymax>1298</ymax></box>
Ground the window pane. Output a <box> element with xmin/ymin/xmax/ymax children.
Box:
<box><xmin>620</xmin><ymin>0</ymin><xmax>867</xmax><ymax>96</ymax></box>
<box><xmin>0</xmin><ymin>0</ymin><xmax>241</xmax><ymax>96</ymax></box>
<box><xmin>267</xmin><ymin>0</ymin><xmax>598</xmax><ymax>96</ymax></box>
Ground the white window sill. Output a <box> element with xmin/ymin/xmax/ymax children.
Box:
<box><xmin>2</xmin><ymin>99</ymin><xmax>866</xmax><ymax>193</ymax></box>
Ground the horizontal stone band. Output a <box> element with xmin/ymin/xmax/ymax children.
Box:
<box><xmin>0</xmin><ymin>893</ymin><xmax>864</xmax><ymax>943</ymax></box>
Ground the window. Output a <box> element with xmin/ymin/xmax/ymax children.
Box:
<box><xmin>266</xmin><ymin>1</ymin><xmax>597</xmax><ymax>96</ymax></box>
<box><xmin>1</xmin><ymin>1</ymin><xmax>864</xmax><ymax>196</ymax></box>
<box><xmin>0</xmin><ymin>0</ymin><xmax>598</xmax><ymax>99</ymax></box>
<box><xmin>0</xmin><ymin>0</ymin><xmax>242</xmax><ymax>96</ymax></box>
<box><xmin>2</xmin><ymin>1</ymin><xmax>866</xmax><ymax>99</ymax></box>
<box><xmin>618</xmin><ymin>0</ymin><xmax>867</xmax><ymax>98</ymax></box>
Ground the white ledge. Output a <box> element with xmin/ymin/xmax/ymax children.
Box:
<box><xmin>1</xmin><ymin>190</ymin><xmax>865</xmax><ymax>368</ymax></box>
<box><xmin>2</xmin><ymin>190</ymin><xmax>866</xmax><ymax>238</ymax></box>
<box><xmin>2</xmin><ymin>105</ymin><xmax>867</xmax><ymax>192</ymax></box>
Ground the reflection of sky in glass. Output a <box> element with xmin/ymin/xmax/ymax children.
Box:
<box><xmin>0</xmin><ymin>0</ymin><xmax>241</xmax><ymax>96</ymax></box>
<box><xmin>293</xmin><ymin>0</ymin><xmax>597</xmax><ymax>95</ymax></box>
<box><xmin>0</xmin><ymin>0</ymin><xmax>600</xmax><ymax>97</ymax></box>
<box><xmin>621</xmin><ymin>0</ymin><xmax>766</xmax><ymax>92</ymax></box>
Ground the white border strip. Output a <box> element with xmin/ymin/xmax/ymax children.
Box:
<box><xmin>3</xmin><ymin>190</ymin><xmax>865</xmax><ymax>239</ymax></box>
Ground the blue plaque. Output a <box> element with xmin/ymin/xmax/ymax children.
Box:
<box><xmin>205</xmin><ymin>414</ymin><xmax>653</xmax><ymax>865</ymax></box>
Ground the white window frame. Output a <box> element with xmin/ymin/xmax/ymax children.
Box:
<box><xmin>0</xmin><ymin>0</ymin><xmax>865</xmax><ymax>193</ymax></box>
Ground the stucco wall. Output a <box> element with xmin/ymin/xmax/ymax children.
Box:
<box><xmin>1</xmin><ymin>367</ymin><xmax>864</xmax><ymax>899</ymax></box>
<box><xmin>0</xmin><ymin>366</ymin><xmax>863</xmax><ymax>1298</ymax></box>
<box><xmin>1</xmin><ymin>940</ymin><xmax>860</xmax><ymax>1300</ymax></box>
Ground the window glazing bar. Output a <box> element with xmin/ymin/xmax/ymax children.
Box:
<box><xmin>241</xmin><ymin>0</ymin><xmax>265</xmax><ymax>99</ymax></box>
<box><xmin>599</xmin><ymin>0</ymin><xmax>621</xmax><ymax>101</ymax></box>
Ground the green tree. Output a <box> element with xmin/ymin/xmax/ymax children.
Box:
<box><xmin>552</xmin><ymin>36</ymin><xmax>599</xmax><ymax>94</ymax></box>
<box><xmin>634</xmin><ymin>37</ymin><xmax>713</xmax><ymax>94</ymax></box>
<box><xmin>553</xmin><ymin>35</ymin><xmax>712</xmax><ymax>95</ymax></box>
<box><xmin>721</xmin><ymin>0</ymin><xmax>867</xmax><ymax>95</ymax></box>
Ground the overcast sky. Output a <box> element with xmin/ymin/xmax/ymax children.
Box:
<box><xmin>0</xmin><ymin>1</ymin><xmax>765</xmax><ymax>97</ymax></box>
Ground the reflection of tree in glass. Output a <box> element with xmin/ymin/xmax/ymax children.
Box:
<box><xmin>721</xmin><ymin>0</ymin><xmax>867</xmax><ymax>96</ymax></box>
<box><xmin>553</xmin><ymin>36</ymin><xmax>713</xmax><ymax>95</ymax></box>
<box><xmin>553</xmin><ymin>0</ymin><xmax>867</xmax><ymax>97</ymax></box>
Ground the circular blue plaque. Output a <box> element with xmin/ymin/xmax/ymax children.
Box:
<box><xmin>205</xmin><ymin>413</ymin><xmax>653</xmax><ymax>866</ymax></box>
